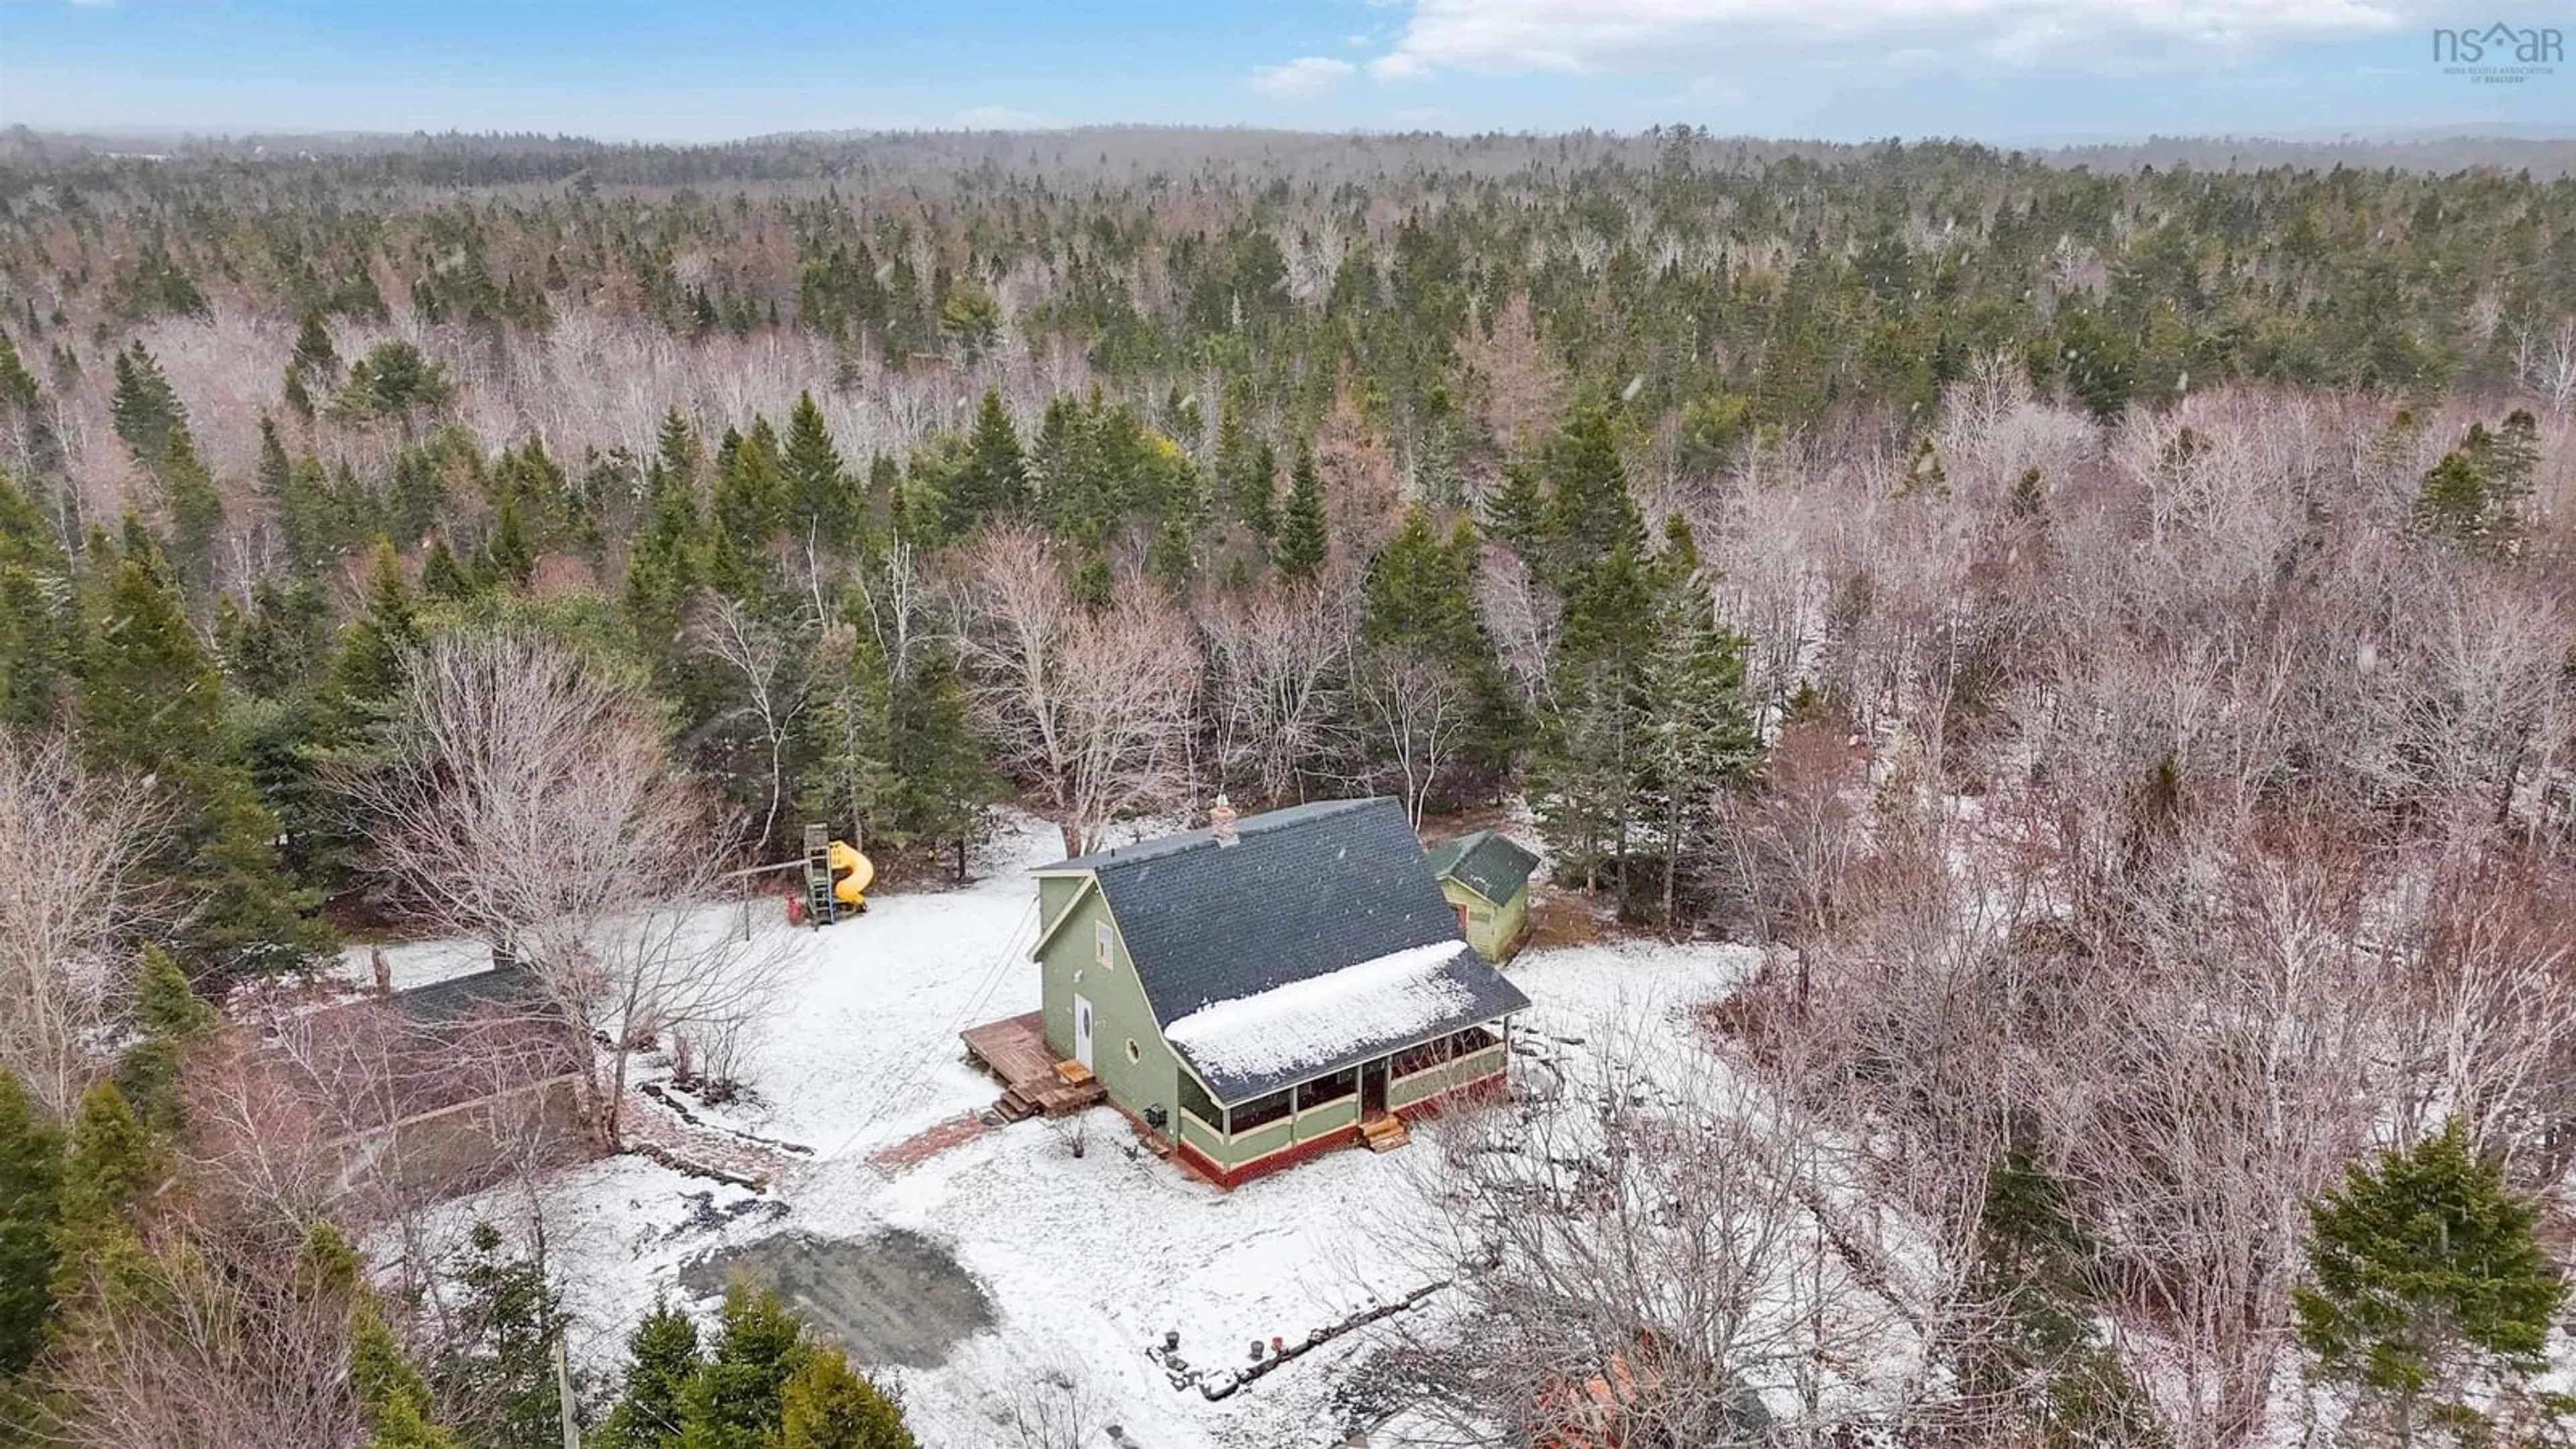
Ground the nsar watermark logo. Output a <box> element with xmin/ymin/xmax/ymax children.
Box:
<box><xmin>2434</xmin><ymin>21</ymin><xmax>2562</xmax><ymax>83</ymax></box>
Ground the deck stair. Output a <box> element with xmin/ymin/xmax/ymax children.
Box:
<box><xmin>1360</xmin><ymin>1113</ymin><xmax>1410</xmax><ymax>1153</ymax></box>
<box><xmin>964</xmin><ymin>1011</ymin><xmax>1105</xmax><ymax>1121</ymax></box>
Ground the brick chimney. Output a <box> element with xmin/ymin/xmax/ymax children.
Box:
<box><xmin>1210</xmin><ymin>793</ymin><xmax>1239</xmax><ymax>847</ymax></box>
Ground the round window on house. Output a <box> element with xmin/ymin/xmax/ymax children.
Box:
<box><xmin>1124</xmin><ymin>1038</ymin><xmax>1141</xmax><ymax>1064</ymax></box>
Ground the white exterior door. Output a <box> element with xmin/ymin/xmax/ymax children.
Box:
<box><xmin>1073</xmin><ymin>994</ymin><xmax>1095</xmax><ymax>1069</ymax></box>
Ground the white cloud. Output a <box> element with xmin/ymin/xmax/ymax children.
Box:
<box><xmin>1366</xmin><ymin>0</ymin><xmax>2429</xmax><ymax>77</ymax></box>
<box><xmin>1250</xmin><ymin>55</ymin><xmax>1358</xmax><ymax>98</ymax></box>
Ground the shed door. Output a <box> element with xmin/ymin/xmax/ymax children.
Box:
<box><xmin>1073</xmin><ymin>994</ymin><xmax>1095</xmax><ymax>1069</ymax></box>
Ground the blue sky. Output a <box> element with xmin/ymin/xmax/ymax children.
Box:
<box><xmin>0</xmin><ymin>0</ymin><xmax>2567</xmax><ymax>142</ymax></box>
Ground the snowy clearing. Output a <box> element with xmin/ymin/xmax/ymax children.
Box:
<box><xmin>405</xmin><ymin>812</ymin><xmax>1774</xmax><ymax>1448</ymax></box>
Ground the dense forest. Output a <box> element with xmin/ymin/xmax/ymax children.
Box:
<box><xmin>1</xmin><ymin>127</ymin><xmax>2571</xmax><ymax>1446</ymax></box>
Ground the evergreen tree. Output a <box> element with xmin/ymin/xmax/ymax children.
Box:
<box><xmin>284</xmin><ymin>451</ymin><xmax>366</xmax><ymax>575</ymax></box>
<box><xmin>1364</xmin><ymin>507</ymin><xmax>1485</xmax><ymax>661</ymax></box>
<box><xmin>708</xmin><ymin>421</ymin><xmax>786</xmax><ymax>593</ymax></box>
<box><xmin>420</xmin><ymin>536</ymin><xmax>476</xmax><ymax>601</ymax></box>
<box><xmin>483</xmin><ymin>497</ymin><xmax>537</xmax><ymax>589</ymax></box>
<box><xmin>0</xmin><ymin>471</ymin><xmax>76</xmax><ymax>732</ymax></box>
<box><xmin>333</xmin><ymin>339</ymin><xmax>453</xmax><ymax>427</ymax></box>
<box><xmin>1531</xmin><ymin>535</ymin><xmax>1656</xmax><ymax>901</ymax></box>
<box><xmin>1956</xmin><ymin>1146</ymin><xmax>2165</xmax><ymax>1445</ymax></box>
<box><xmin>0</xmin><ymin>331</ymin><xmax>40</xmax><ymax>416</ymax></box>
<box><xmin>77</xmin><ymin>543</ymin><xmax>327</xmax><ymax>975</ymax></box>
<box><xmin>2414</xmin><ymin>413</ymin><xmax>2539</xmax><ymax>551</ymax></box>
<box><xmin>1212</xmin><ymin>394</ymin><xmax>1277</xmax><ymax>536</ymax></box>
<box><xmin>0</xmin><ymin>1069</ymin><xmax>63</xmax><ymax>1381</ymax></box>
<box><xmin>1148</xmin><ymin>510</ymin><xmax>1194</xmax><ymax>593</ymax></box>
<box><xmin>885</xmin><ymin>643</ymin><xmax>990</xmax><ymax>879</ymax></box>
<box><xmin>354</xmin><ymin>1305</ymin><xmax>466</xmax><ymax>1449</ymax></box>
<box><xmin>313</xmin><ymin>542</ymin><xmax>421</xmax><ymax>755</ymax></box>
<box><xmin>428</xmin><ymin>1221</ymin><xmax>570</xmax><ymax>1449</ymax></box>
<box><xmin>679</xmin><ymin>1283</ymin><xmax>809</xmax><ymax>1449</ymax></box>
<box><xmin>115</xmin><ymin>946</ymin><xmax>217</xmax><ymax>1135</ymax></box>
<box><xmin>109</xmin><ymin>343</ymin><xmax>185</xmax><ymax>472</ymax></box>
<box><xmin>0</xmin><ymin>334</ymin><xmax>56</xmax><ymax>478</ymax></box>
<box><xmin>626</xmin><ymin>478</ymin><xmax>708</xmax><ymax>666</ymax></box>
<box><xmin>156</xmin><ymin>428</ymin><xmax>225</xmax><ymax>593</ymax></box>
<box><xmin>1271</xmin><ymin>442</ymin><xmax>1328</xmax><ymax>581</ymax></box>
<box><xmin>1638</xmin><ymin>517</ymin><xmax>1760</xmax><ymax>926</ymax></box>
<box><xmin>288</xmin><ymin>309</ymin><xmax>339</xmax><ymax>388</ymax></box>
<box><xmin>48</xmin><ymin>1080</ymin><xmax>162</xmax><ymax>1299</ymax></box>
<box><xmin>779</xmin><ymin>1348</ymin><xmax>917</xmax><ymax>1449</ymax></box>
<box><xmin>1532</xmin><ymin>407</ymin><xmax>1645</xmax><ymax>580</ymax></box>
<box><xmin>947</xmin><ymin>388</ymin><xmax>1028</xmax><ymax>531</ymax></box>
<box><xmin>782</xmin><ymin>391</ymin><xmax>857</xmax><ymax>548</ymax></box>
<box><xmin>388</xmin><ymin>446</ymin><xmax>448</xmax><ymax>543</ymax></box>
<box><xmin>491</xmin><ymin>436</ymin><xmax>579</xmax><ymax>550</ymax></box>
<box><xmin>655</xmin><ymin>407</ymin><xmax>702</xmax><ymax>488</ymax></box>
<box><xmin>1360</xmin><ymin>508</ymin><xmax>1521</xmax><ymax>803</ymax></box>
<box><xmin>598</xmin><ymin>1298</ymin><xmax>702</xmax><ymax>1449</ymax></box>
<box><xmin>799</xmin><ymin>619</ymin><xmax>900</xmax><ymax>857</ymax></box>
<box><xmin>254</xmin><ymin>415</ymin><xmax>297</xmax><ymax>541</ymax></box>
<box><xmin>938</xmin><ymin>280</ymin><xmax>1001</xmax><ymax>364</ymax></box>
<box><xmin>1484</xmin><ymin>462</ymin><xmax>1548</xmax><ymax>559</ymax></box>
<box><xmin>2294</xmin><ymin>1120</ymin><xmax>2567</xmax><ymax>1444</ymax></box>
<box><xmin>1241</xmin><ymin>439</ymin><xmax>1279</xmax><ymax>539</ymax></box>
<box><xmin>217</xmin><ymin>577</ymin><xmax>329</xmax><ymax>700</ymax></box>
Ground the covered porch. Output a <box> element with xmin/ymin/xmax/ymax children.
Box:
<box><xmin>1173</xmin><ymin>1020</ymin><xmax>1512</xmax><ymax>1187</ymax></box>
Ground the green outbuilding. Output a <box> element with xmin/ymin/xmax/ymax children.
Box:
<box><xmin>1424</xmin><ymin>828</ymin><xmax>1542</xmax><ymax>962</ymax></box>
<box><xmin>1024</xmin><ymin>797</ymin><xmax>1530</xmax><ymax>1189</ymax></box>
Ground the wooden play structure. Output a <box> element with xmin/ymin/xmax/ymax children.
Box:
<box><xmin>798</xmin><ymin>823</ymin><xmax>875</xmax><ymax>924</ymax></box>
<box><xmin>743</xmin><ymin>824</ymin><xmax>876</xmax><ymax>928</ymax></box>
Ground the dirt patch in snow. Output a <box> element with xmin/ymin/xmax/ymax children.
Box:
<box><xmin>678</xmin><ymin>1230</ymin><xmax>996</xmax><ymax>1368</ymax></box>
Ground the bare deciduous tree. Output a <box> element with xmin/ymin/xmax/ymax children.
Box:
<box><xmin>1358</xmin><ymin>649</ymin><xmax>1474</xmax><ymax>831</ymax></box>
<box><xmin>1202</xmin><ymin>580</ymin><xmax>1352</xmax><ymax>804</ymax></box>
<box><xmin>46</xmin><ymin>1235</ymin><xmax>366</xmax><ymax>1449</ymax></box>
<box><xmin>1393</xmin><ymin>1022</ymin><xmax>1936</xmax><ymax>1448</ymax></box>
<box><xmin>953</xmin><ymin>528</ymin><xmax>1201</xmax><ymax>853</ymax></box>
<box><xmin>0</xmin><ymin>729</ymin><xmax>165</xmax><ymax>1118</ymax></box>
<box><xmin>339</xmin><ymin>629</ymin><xmax>784</xmax><ymax>1142</ymax></box>
<box><xmin>2513</xmin><ymin>315</ymin><xmax>2576</xmax><ymax>415</ymax></box>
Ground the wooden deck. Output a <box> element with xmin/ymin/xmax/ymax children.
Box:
<box><xmin>961</xmin><ymin>1011</ymin><xmax>1104</xmax><ymax>1120</ymax></box>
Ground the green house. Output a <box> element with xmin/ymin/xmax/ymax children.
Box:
<box><xmin>1424</xmin><ymin>829</ymin><xmax>1541</xmax><ymax>962</ymax></box>
<box><xmin>1028</xmin><ymin>798</ymin><xmax>1531</xmax><ymax>1188</ymax></box>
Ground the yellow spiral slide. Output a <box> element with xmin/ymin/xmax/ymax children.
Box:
<box><xmin>825</xmin><ymin>839</ymin><xmax>875</xmax><ymax>909</ymax></box>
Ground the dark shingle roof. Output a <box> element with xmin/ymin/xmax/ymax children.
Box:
<box><xmin>1045</xmin><ymin>797</ymin><xmax>1532</xmax><ymax>1102</ymax></box>
<box><xmin>384</xmin><ymin>965</ymin><xmax>554</xmax><ymax>1026</ymax></box>
<box><xmin>1424</xmin><ymin>829</ymin><xmax>1542</xmax><ymax>905</ymax></box>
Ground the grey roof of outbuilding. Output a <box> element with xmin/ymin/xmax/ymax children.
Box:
<box><xmin>384</xmin><ymin>965</ymin><xmax>553</xmax><ymax>1026</ymax></box>
<box><xmin>1423</xmin><ymin>829</ymin><xmax>1542</xmax><ymax>905</ymax></box>
<box><xmin>1043</xmin><ymin>798</ymin><xmax>1532</xmax><ymax>1102</ymax></box>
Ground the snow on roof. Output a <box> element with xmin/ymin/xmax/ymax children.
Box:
<box><xmin>1161</xmin><ymin>941</ymin><xmax>1481</xmax><ymax>1095</ymax></box>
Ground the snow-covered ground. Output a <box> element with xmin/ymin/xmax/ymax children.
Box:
<box><xmin>410</xmin><ymin>812</ymin><xmax>1769</xmax><ymax>1448</ymax></box>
